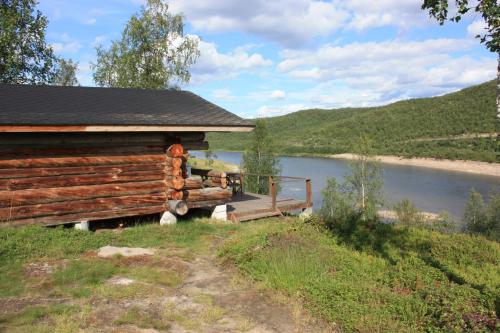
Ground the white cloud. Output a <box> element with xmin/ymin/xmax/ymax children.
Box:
<box><xmin>269</xmin><ymin>90</ymin><xmax>286</xmax><ymax>99</ymax></box>
<box><xmin>168</xmin><ymin>0</ymin><xmax>438</xmax><ymax>47</ymax></box>
<box><xmin>342</xmin><ymin>0</ymin><xmax>428</xmax><ymax>31</ymax></box>
<box><xmin>212</xmin><ymin>88</ymin><xmax>236</xmax><ymax>101</ymax></box>
<box><xmin>92</xmin><ymin>35</ymin><xmax>107</xmax><ymax>47</ymax></box>
<box><xmin>169</xmin><ymin>0</ymin><xmax>349</xmax><ymax>47</ymax></box>
<box><xmin>257</xmin><ymin>104</ymin><xmax>307</xmax><ymax>117</ymax></box>
<box><xmin>190</xmin><ymin>39</ymin><xmax>272</xmax><ymax>84</ymax></box>
<box><xmin>50</xmin><ymin>33</ymin><xmax>82</xmax><ymax>54</ymax></box>
<box><xmin>467</xmin><ymin>20</ymin><xmax>487</xmax><ymax>38</ymax></box>
<box><xmin>273</xmin><ymin>38</ymin><xmax>496</xmax><ymax>110</ymax></box>
<box><xmin>82</xmin><ymin>18</ymin><xmax>97</xmax><ymax>25</ymax></box>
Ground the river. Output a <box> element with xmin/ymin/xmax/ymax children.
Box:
<box><xmin>192</xmin><ymin>151</ymin><xmax>500</xmax><ymax>222</ymax></box>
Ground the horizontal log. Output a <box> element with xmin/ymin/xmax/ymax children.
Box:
<box><xmin>165</xmin><ymin>157</ymin><xmax>182</xmax><ymax>169</ymax></box>
<box><xmin>183</xmin><ymin>187</ymin><xmax>232</xmax><ymax>202</ymax></box>
<box><xmin>187</xmin><ymin>199</ymin><xmax>229</xmax><ymax>209</ymax></box>
<box><xmin>0</xmin><ymin>133</ymin><xmax>169</xmax><ymax>146</ymax></box>
<box><xmin>170</xmin><ymin>132</ymin><xmax>205</xmax><ymax>142</ymax></box>
<box><xmin>0</xmin><ymin>163</ymin><xmax>165</xmax><ymax>179</ymax></box>
<box><xmin>0</xmin><ymin>170</ymin><xmax>165</xmax><ymax>191</ymax></box>
<box><xmin>0</xmin><ymin>181</ymin><xmax>166</xmax><ymax>206</ymax></box>
<box><xmin>167</xmin><ymin>189</ymin><xmax>183</xmax><ymax>200</ymax></box>
<box><xmin>0</xmin><ymin>194</ymin><xmax>167</xmax><ymax>221</ymax></box>
<box><xmin>166</xmin><ymin>144</ymin><xmax>184</xmax><ymax>158</ymax></box>
<box><xmin>182</xmin><ymin>141</ymin><xmax>209</xmax><ymax>151</ymax></box>
<box><xmin>165</xmin><ymin>168</ymin><xmax>182</xmax><ymax>177</ymax></box>
<box><xmin>0</xmin><ymin>205</ymin><xmax>166</xmax><ymax>227</ymax></box>
<box><xmin>0</xmin><ymin>154</ymin><xmax>166</xmax><ymax>169</ymax></box>
<box><xmin>184</xmin><ymin>177</ymin><xmax>203</xmax><ymax>190</ymax></box>
<box><xmin>0</xmin><ymin>145</ymin><xmax>165</xmax><ymax>159</ymax></box>
<box><xmin>207</xmin><ymin>170</ymin><xmax>226</xmax><ymax>179</ymax></box>
<box><xmin>203</xmin><ymin>179</ymin><xmax>228</xmax><ymax>189</ymax></box>
<box><xmin>165</xmin><ymin>176</ymin><xmax>185</xmax><ymax>191</ymax></box>
<box><xmin>168</xmin><ymin>200</ymin><xmax>188</xmax><ymax>216</ymax></box>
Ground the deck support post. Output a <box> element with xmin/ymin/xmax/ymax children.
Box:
<box><xmin>74</xmin><ymin>221</ymin><xmax>89</xmax><ymax>231</ymax></box>
<box><xmin>306</xmin><ymin>179</ymin><xmax>312</xmax><ymax>207</ymax></box>
<box><xmin>270</xmin><ymin>180</ymin><xmax>277</xmax><ymax>211</ymax></box>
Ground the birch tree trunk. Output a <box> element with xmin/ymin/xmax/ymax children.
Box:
<box><xmin>497</xmin><ymin>55</ymin><xmax>500</xmax><ymax>121</ymax></box>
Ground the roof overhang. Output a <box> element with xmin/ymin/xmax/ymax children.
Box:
<box><xmin>0</xmin><ymin>125</ymin><xmax>255</xmax><ymax>133</ymax></box>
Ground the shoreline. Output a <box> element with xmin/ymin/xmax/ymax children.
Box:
<box><xmin>329</xmin><ymin>153</ymin><xmax>500</xmax><ymax>177</ymax></box>
<box><xmin>205</xmin><ymin>150</ymin><xmax>500</xmax><ymax>177</ymax></box>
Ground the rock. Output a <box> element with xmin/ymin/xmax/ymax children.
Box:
<box><xmin>107</xmin><ymin>276</ymin><xmax>135</xmax><ymax>286</ymax></box>
<box><xmin>97</xmin><ymin>245</ymin><xmax>155</xmax><ymax>258</ymax></box>
<box><xmin>160</xmin><ymin>211</ymin><xmax>177</xmax><ymax>225</ymax></box>
<box><xmin>299</xmin><ymin>207</ymin><xmax>313</xmax><ymax>221</ymax></box>
<box><xmin>211</xmin><ymin>204</ymin><xmax>227</xmax><ymax>221</ymax></box>
<box><xmin>74</xmin><ymin>221</ymin><xmax>89</xmax><ymax>231</ymax></box>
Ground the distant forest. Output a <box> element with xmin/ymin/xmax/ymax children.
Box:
<box><xmin>208</xmin><ymin>80</ymin><xmax>498</xmax><ymax>162</ymax></box>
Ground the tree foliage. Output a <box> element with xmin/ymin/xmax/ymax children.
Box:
<box><xmin>422</xmin><ymin>0</ymin><xmax>499</xmax><ymax>53</ymax></box>
<box><xmin>320</xmin><ymin>136</ymin><xmax>383</xmax><ymax>229</ymax></box>
<box><xmin>463</xmin><ymin>188</ymin><xmax>500</xmax><ymax>241</ymax></box>
<box><xmin>208</xmin><ymin>81</ymin><xmax>497</xmax><ymax>162</ymax></box>
<box><xmin>241</xmin><ymin>120</ymin><xmax>281</xmax><ymax>194</ymax></box>
<box><xmin>92</xmin><ymin>0</ymin><xmax>199</xmax><ymax>89</ymax></box>
<box><xmin>53</xmin><ymin>59</ymin><xmax>79</xmax><ymax>86</ymax></box>
<box><xmin>0</xmin><ymin>0</ymin><xmax>57</xmax><ymax>84</ymax></box>
<box><xmin>345</xmin><ymin>136</ymin><xmax>383</xmax><ymax>221</ymax></box>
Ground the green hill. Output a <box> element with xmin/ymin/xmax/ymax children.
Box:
<box><xmin>208</xmin><ymin>80</ymin><xmax>498</xmax><ymax>162</ymax></box>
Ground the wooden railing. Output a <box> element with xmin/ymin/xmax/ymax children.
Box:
<box><xmin>246</xmin><ymin>174</ymin><xmax>312</xmax><ymax>210</ymax></box>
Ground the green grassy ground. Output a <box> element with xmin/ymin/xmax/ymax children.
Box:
<box><xmin>188</xmin><ymin>157</ymin><xmax>240</xmax><ymax>172</ymax></box>
<box><xmin>207</xmin><ymin>80</ymin><xmax>498</xmax><ymax>162</ymax></box>
<box><xmin>220</xmin><ymin>218</ymin><xmax>500</xmax><ymax>332</ymax></box>
<box><xmin>0</xmin><ymin>217</ymin><xmax>498</xmax><ymax>332</ymax></box>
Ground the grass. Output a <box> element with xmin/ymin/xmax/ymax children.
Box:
<box><xmin>208</xmin><ymin>80</ymin><xmax>498</xmax><ymax>162</ymax></box>
<box><xmin>1</xmin><ymin>217</ymin><xmax>498</xmax><ymax>332</ymax></box>
<box><xmin>0</xmin><ymin>218</ymin><xmax>239</xmax><ymax>298</ymax></box>
<box><xmin>0</xmin><ymin>304</ymin><xmax>80</xmax><ymax>333</ymax></box>
<box><xmin>189</xmin><ymin>157</ymin><xmax>240</xmax><ymax>171</ymax></box>
<box><xmin>219</xmin><ymin>218</ymin><xmax>500</xmax><ymax>332</ymax></box>
<box><xmin>115</xmin><ymin>306</ymin><xmax>170</xmax><ymax>330</ymax></box>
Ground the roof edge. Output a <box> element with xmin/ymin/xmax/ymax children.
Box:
<box><xmin>0</xmin><ymin>125</ymin><xmax>255</xmax><ymax>133</ymax></box>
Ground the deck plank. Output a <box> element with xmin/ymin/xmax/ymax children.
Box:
<box><xmin>227</xmin><ymin>192</ymin><xmax>308</xmax><ymax>222</ymax></box>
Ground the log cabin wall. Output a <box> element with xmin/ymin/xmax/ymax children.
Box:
<box><xmin>0</xmin><ymin>131</ymin><xmax>209</xmax><ymax>227</ymax></box>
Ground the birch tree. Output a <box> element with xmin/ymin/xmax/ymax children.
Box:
<box><xmin>344</xmin><ymin>136</ymin><xmax>383</xmax><ymax>221</ymax></box>
<box><xmin>241</xmin><ymin>120</ymin><xmax>281</xmax><ymax>194</ymax></box>
<box><xmin>92</xmin><ymin>0</ymin><xmax>199</xmax><ymax>89</ymax></box>
<box><xmin>0</xmin><ymin>0</ymin><xmax>57</xmax><ymax>84</ymax></box>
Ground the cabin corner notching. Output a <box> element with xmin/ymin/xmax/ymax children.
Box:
<box><xmin>0</xmin><ymin>84</ymin><xmax>254</xmax><ymax>227</ymax></box>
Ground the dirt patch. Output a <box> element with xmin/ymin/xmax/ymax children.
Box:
<box><xmin>23</xmin><ymin>259</ymin><xmax>67</xmax><ymax>278</ymax></box>
<box><xmin>2</xmin><ymin>243</ymin><xmax>335</xmax><ymax>332</ymax></box>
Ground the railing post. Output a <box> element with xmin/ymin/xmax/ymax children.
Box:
<box><xmin>306</xmin><ymin>179</ymin><xmax>312</xmax><ymax>207</ymax></box>
<box><xmin>268</xmin><ymin>176</ymin><xmax>273</xmax><ymax>195</ymax></box>
<box><xmin>271</xmin><ymin>181</ymin><xmax>277</xmax><ymax>211</ymax></box>
<box><xmin>239</xmin><ymin>172</ymin><xmax>244</xmax><ymax>198</ymax></box>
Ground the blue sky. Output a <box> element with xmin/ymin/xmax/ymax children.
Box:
<box><xmin>38</xmin><ymin>0</ymin><xmax>496</xmax><ymax>119</ymax></box>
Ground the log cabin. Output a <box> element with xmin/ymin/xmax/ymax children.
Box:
<box><xmin>0</xmin><ymin>84</ymin><xmax>254</xmax><ymax>227</ymax></box>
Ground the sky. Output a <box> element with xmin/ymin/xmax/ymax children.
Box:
<box><xmin>38</xmin><ymin>0</ymin><xmax>496</xmax><ymax>119</ymax></box>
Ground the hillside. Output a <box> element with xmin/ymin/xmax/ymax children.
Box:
<box><xmin>208</xmin><ymin>80</ymin><xmax>498</xmax><ymax>162</ymax></box>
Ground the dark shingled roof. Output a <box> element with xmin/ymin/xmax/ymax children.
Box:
<box><xmin>0</xmin><ymin>84</ymin><xmax>253</xmax><ymax>128</ymax></box>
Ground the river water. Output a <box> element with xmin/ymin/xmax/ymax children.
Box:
<box><xmin>192</xmin><ymin>151</ymin><xmax>500</xmax><ymax>222</ymax></box>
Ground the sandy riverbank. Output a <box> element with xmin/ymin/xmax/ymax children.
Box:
<box><xmin>330</xmin><ymin>154</ymin><xmax>500</xmax><ymax>177</ymax></box>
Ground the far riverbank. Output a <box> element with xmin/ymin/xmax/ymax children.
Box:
<box><xmin>329</xmin><ymin>154</ymin><xmax>500</xmax><ymax>177</ymax></box>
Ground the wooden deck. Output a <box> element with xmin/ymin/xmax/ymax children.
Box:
<box><xmin>227</xmin><ymin>192</ymin><xmax>310</xmax><ymax>222</ymax></box>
